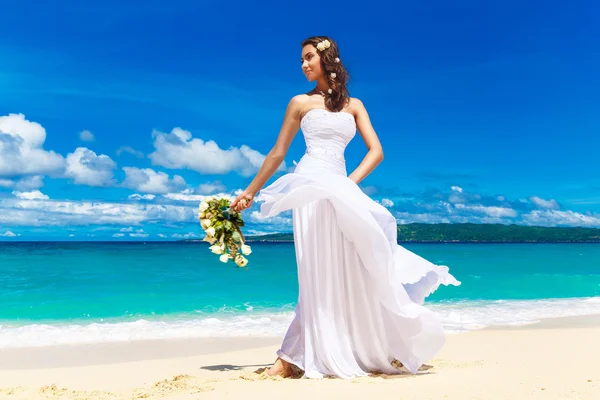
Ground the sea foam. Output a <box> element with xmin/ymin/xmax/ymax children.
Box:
<box><xmin>1</xmin><ymin>296</ymin><xmax>600</xmax><ymax>348</ymax></box>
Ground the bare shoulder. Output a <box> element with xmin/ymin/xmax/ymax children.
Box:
<box><xmin>290</xmin><ymin>93</ymin><xmax>310</xmax><ymax>105</ymax></box>
<box><xmin>347</xmin><ymin>97</ymin><xmax>366</xmax><ymax>116</ymax></box>
<box><xmin>287</xmin><ymin>94</ymin><xmax>311</xmax><ymax>118</ymax></box>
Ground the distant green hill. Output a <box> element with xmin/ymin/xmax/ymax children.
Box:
<box><xmin>243</xmin><ymin>223</ymin><xmax>600</xmax><ymax>243</ymax></box>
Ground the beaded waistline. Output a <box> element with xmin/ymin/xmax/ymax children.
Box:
<box><xmin>305</xmin><ymin>146</ymin><xmax>345</xmax><ymax>161</ymax></box>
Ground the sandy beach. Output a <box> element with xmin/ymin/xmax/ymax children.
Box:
<box><xmin>1</xmin><ymin>315</ymin><xmax>599</xmax><ymax>400</ymax></box>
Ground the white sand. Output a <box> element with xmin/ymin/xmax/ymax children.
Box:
<box><xmin>1</xmin><ymin>315</ymin><xmax>599</xmax><ymax>399</ymax></box>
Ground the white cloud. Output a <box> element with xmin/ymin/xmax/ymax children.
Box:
<box><xmin>128</xmin><ymin>193</ymin><xmax>156</xmax><ymax>201</ymax></box>
<box><xmin>447</xmin><ymin>186</ymin><xmax>469</xmax><ymax>204</ymax></box>
<box><xmin>122</xmin><ymin>167</ymin><xmax>186</xmax><ymax>194</ymax></box>
<box><xmin>393</xmin><ymin>190</ymin><xmax>521</xmax><ymax>225</ymax></box>
<box><xmin>119</xmin><ymin>228</ymin><xmax>151</xmax><ymax>237</ymax></box>
<box><xmin>0</xmin><ymin>198</ymin><xmax>195</xmax><ymax>226</ymax></box>
<box><xmin>163</xmin><ymin>189</ymin><xmax>233</xmax><ymax>203</ymax></box>
<box><xmin>171</xmin><ymin>232</ymin><xmax>199</xmax><ymax>239</ymax></box>
<box><xmin>79</xmin><ymin>130</ymin><xmax>94</xmax><ymax>142</ymax></box>
<box><xmin>163</xmin><ymin>192</ymin><xmax>205</xmax><ymax>202</ymax></box>
<box><xmin>1</xmin><ymin>230</ymin><xmax>19</xmax><ymax>237</ymax></box>
<box><xmin>245</xmin><ymin>229</ymin><xmax>273</xmax><ymax>236</ymax></box>
<box><xmin>529</xmin><ymin>196</ymin><xmax>560</xmax><ymax>210</ymax></box>
<box><xmin>521</xmin><ymin>210</ymin><xmax>600</xmax><ymax>227</ymax></box>
<box><xmin>129</xmin><ymin>230</ymin><xmax>149</xmax><ymax>238</ymax></box>
<box><xmin>148</xmin><ymin>127</ymin><xmax>286</xmax><ymax>176</ymax></box>
<box><xmin>395</xmin><ymin>210</ymin><xmax>515</xmax><ymax>225</ymax></box>
<box><xmin>454</xmin><ymin>203</ymin><xmax>518</xmax><ymax>218</ymax></box>
<box><xmin>0</xmin><ymin>113</ymin><xmax>46</xmax><ymax>148</ymax></box>
<box><xmin>248</xmin><ymin>210</ymin><xmax>292</xmax><ymax>226</ymax></box>
<box><xmin>392</xmin><ymin>194</ymin><xmax>600</xmax><ymax>226</ymax></box>
<box><xmin>157</xmin><ymin>233</ymin><xmax>167</xmax><ymax>238</ymax></box>
<box><xmin>112</xmin><ymin>233</ymin><xmax>125</xmax><ymax>237</ymax></box>
<box><xmin>448</xmin><ymin>193</ymin><xmax>466</xmax><ymax>204</ymax></box>
<box><xmin>116</xmin><ymin>146</ymin><xmax>144</xmax><ymax>158</ymax></box>
<box><xmin>197</xmin><ymin>181</ymin><xmax>227</xmax><ymax>195</ymax></box>
<box><xmin>12</xmin><ymin>190</ymin><xmax>49</xmax><ymax>200</ymax></box>
<box><xmin>14</xmin><ymin>175</ymin><xmax>44</xmax><ymax>191</ymax></box>
<box><xmin>65</xmin><ymin>147</ymin><xmax>117</xmax><ymax>187</ymax></box>
<box><xmin>381</xmin><ymin>198</ymin><xmax>394</xmax><ymax>207</ymax></box>
<box><xmin>395</xmin><ymin>212</ymin><xmax>452</xmax><ymax>225</ymax></box>
<box><xmin>0</xmin><ymin>114</ymin><xmax>65</xmax><ymax>177</ymax></box>
<box><xmin>0</xmin><ymin>176</ymin><xmax>45</xmax><ymax>190</ymax></box>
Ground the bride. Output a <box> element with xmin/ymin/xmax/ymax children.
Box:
<box><xmin>230</xmin><ymin>36</ymin><xmax>460</xmax><ymax>379</ymax></box>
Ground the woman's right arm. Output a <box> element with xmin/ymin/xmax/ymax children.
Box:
<box><xmin>231</xmin><ymin>96</ymin><xmax>303</xmax><ymax>212</ymax></box>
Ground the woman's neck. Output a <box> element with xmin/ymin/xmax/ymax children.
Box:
<box><xmin>315</xmin><ymin>78</ymin><xmax>329</xmax><ymax>93</ymax></box>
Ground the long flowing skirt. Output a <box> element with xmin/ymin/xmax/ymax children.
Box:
<box><xmin>259</xmin><ymin>171</ymin><xmax>460</xmax><ymax>379</ymax></box>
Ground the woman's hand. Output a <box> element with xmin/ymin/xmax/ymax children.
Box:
<box><xmin>231</xmin><ymin>190</ymin><xmax>255</xmax><ymax>213</ymax></box>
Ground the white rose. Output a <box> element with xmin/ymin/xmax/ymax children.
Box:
<box><xmin>323</xmin><ymin>40</ymin><xmax>331</xmax><ymax>48</ymax></box>
<box><xmin>330</xmin><ymin>73</ymin><xmax>336</xmax><ymax>79</ymax></box>
<box><xmin>210</xmin><ymin>244</ymin><xmax>224</xmax><ymax>255</ymax></box>
<box><xmin>241</xmin><ymin>244</ymin><xmax>252</xmax><ymax>255</ymax></box>
<box><xmin>206</xmin><ymin>227</ymin><xmax>216</xmax><ymax>237</ymax></box>
<box><xmin>335</xmin><ymin>57</ymin><xmax>340</xmax><ymax>63</ymax></box>
<box><xmin>199</xmin><ymin>202</ymin><xmax>209</xmax><ymax>212</ymax></box>
<box><xmin>203</xmin><ymin>235</ymin><xmax>215</xmax><ymax>244</ymax></box>
<box><xmin>316</xmin><ymin>43</ymin><xmax>325</xmax><ymax>51</ymax></box>
<box><xmin>199</xmin><ymin>212</ymin><xmax>205</xmax><ymax>219</ymax></box>
<box><xmin>219</xmin><ymin>254</ymin><xmax>229</xmax><ymax>263</ymax></box>
<box><xmin>328</xmin><ymin>88</ymin><xmax>333</xmax><ymax>94</ymax></box>
<box><xmin>202</xmin><ymin>219</ymin><xmax>212</xmax><ymax>227</ymax></box>
<box><xmin>235</xmin><ymin>255</ymin><xmax>248</xmax><ymax>267</ymax></box>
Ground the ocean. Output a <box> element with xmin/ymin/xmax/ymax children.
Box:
<box><xmin>1</xmin><ymin>242</ymin><xmax>599</xmax><ymax>348</ymax></box>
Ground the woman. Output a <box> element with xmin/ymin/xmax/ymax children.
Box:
<box><xmin>230</xmin><ymin>36</ymin><xmax>460</xmax><ymax>379</ymax></box>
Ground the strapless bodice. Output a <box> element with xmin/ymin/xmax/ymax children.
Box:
<box><xmin>295</xmin><ymin>108</ymin><xmax>357</xmax><ymax>176</ymax></box>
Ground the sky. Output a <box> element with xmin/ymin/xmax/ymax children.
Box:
<box><xmin>0</xmin><ymin>0</ymin><xmax>599</xmax><ymax>240</ymax></box>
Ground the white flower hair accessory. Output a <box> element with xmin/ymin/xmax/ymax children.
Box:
<box><xmin>328</xmin><ymin>88</ymin><xmax>333</xmax><ymax>94</ymax></box>
<box><xmin>316</xmin><ymin>39</ymin><xmax>331</xmax><ymax>52</ymax></box>
<box><xmin>330</xmin><ymin>73</ymin><xmax>337</xmax><ymax>79</ymax></box>
<box><xmin>335</xmin><ymin>57</ymin><xmax>340</xmax><ymax>63</ymax></box>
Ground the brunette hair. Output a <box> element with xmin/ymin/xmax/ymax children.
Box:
<box><xmin>301</xmin><ymin>36</ymin><xmax>350</xmax><ymax>112</ymax></box>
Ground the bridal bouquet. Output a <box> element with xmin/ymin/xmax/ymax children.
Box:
<box><xmin>198</xmin><ymin>196</ymin><xmax>252</xmax><ymax>267</ymax></box>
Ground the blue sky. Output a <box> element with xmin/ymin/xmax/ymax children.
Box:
<box><xmin>0</xmin><ymin>0</ymin><xmax>599</xmax><ymax>240</ymax></box>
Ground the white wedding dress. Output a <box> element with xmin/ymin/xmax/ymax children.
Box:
<box><xmin>258</xmin><ymin>108</ymin><xmax>461</xmax><ymax>379</ymax></box>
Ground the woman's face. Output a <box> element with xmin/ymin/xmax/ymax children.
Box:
<box><xmin>301</xmin><ymin>45</ymin><xmax>322</xmax><ymax>82</ymax></box>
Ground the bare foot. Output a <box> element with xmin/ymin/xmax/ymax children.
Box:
<box><xmin>267</xmin><ymin>357</ymin><xmax>293</xmax><ymax>378</ymax></box>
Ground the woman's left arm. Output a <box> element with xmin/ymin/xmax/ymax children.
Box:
<box><xmin>348</xmin><ymin>98</ymin><xmax>384</xmax><ymax>184</ymax></box>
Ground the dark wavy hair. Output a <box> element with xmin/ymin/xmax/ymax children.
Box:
<box><xmin>301</xmin><ymin>36</ymin><xmax>350</xmax><ymax>112</ymax></box>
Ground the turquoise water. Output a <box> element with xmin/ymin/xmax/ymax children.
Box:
<box><xmin>1</xmin><ymin>242</ymin><xmax>599</xmax><ymax>347</ymax></box>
